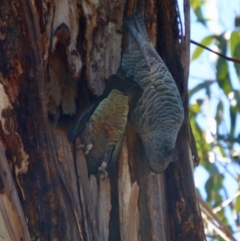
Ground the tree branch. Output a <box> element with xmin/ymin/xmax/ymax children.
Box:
<box><xmin>212</xmin><ymin>191</ymin><xmax>240</xmax><ymax>214</ymax></box>
<box><xmin>191</xmin><ymin>39</ymin><xmax>240</xmax><ymax>64</ymax></box>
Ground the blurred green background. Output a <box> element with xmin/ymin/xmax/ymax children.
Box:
<box><xmin>187</xmin><ymin>0</ymin><xmax>240</xmax><ymax>240</ymax></box>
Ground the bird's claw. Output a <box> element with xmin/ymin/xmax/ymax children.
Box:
<box><xmin>98</xmin><ymin>162</ymin><xmax>108</xmax><ymax>178</ymax></box>
<box><xmin>76</xmin><ymin>143</ymin><xmax>93</xmax><ymax>155</ymax></box>
<box><xmin>85</xmin><ymin>144</ymin><xmax>93</xmax><ymax>155</ymax></box>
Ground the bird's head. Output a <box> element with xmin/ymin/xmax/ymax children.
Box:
<box><xmin>143</xmin><ymin>136</ymin><xmax>175</xmax><ymax>173</ymax></box>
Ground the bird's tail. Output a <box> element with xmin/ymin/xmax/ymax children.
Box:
<box><xmin>125</xmin><ymin>13</ymin><xmax>149</xmax><ymax>49</ymax></box>
<box><xmin>124</xmin><ymin>13</ymin><xmax>162</xmax><ymax>71</ymax></box>
<box><xmin>125</xmin><ymin>14</ymin><xmax>148</xmax><ymax>41</ymax></box>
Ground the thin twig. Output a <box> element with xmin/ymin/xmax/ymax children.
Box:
<box><xmin>197</xmin><ymin>194</ymin><xmax>237</xmax><ymax>241</ymax></box>
<box><xmin>212</xmin><ymin>191</ymin><xmax>240</xmax><ymax>214</ymax></box>
<box><xmin>189</xmin><ymin>121</ymin><xmax>200</xmax><ymax>166</ymax></box>
<box><xmin>191</xmin><ymin>39</ymin><xmax>240</xmax><ymax>64</ymax></box>
<box><xmin>201</xmin><ymin>212</ymin><xmax>235</xmax><ymax>241</ymax></box>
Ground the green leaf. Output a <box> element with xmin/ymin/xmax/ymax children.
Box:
<box><xmin>235</xmin><ymin>194</ymin><xmax>240</xmax><ymax>212</ymax></box>
<box><xmin>190</xmin><ymin>0</ymin><xmax>203</xmax><ymax>9</ymax></box>
<box><xmin>201</xmin><ymin>161</ymin><xmax>219</xmax><ymax>175</ymax></box>
<box><xmin>230</xmin><ymin>31</ymin><xmax>240</xmax><ymax>79</ymax></box>
<box><xmin>216</xmin><ymin>58</ymin><xmax>232</xmax><ymax>95</ymax></box>
<box><xmin>190</xmin><ymin>0</ymin><xmax>207</xmax><ymax>26</ymax></box>
<box><xmin>191</xmin><ymin>35</ymin><xmax>216</xmax><ymax>60</ymax></box>
<box><xmin>217</xmin><ymin>58</ymin><xmax>228</xmax><ymax>80</ymax></box>
<box><xmin>229</xmin><ymin>105</ymin><xmax>238</xmax><ymax>139</ymax></box>
<box><xmin>189</xmin><ymin>101</ymin><xmax>202</xmax><ymax>115</ymax></box>
<box><xmin>232</xmin><ymin>90</ymin><xmax>240</xmax><ymax>118</ymax></box>
<box><xmin>189</xmin><ymin>81</ymin><xmax>214</xmax><ymax>98</ymax></box>
<box><xmin>194</xmin><ymin>8</ymin><xmax>208</xmax><ymax>25</ymax></box>
<box><xmin>228</xmin><ymin>91</ymin><xmax>240</xmax><ymax>140</ymax></box>
<box><xmin>233</xmin><ymin>90</ymin><xmax>240</xmax><ymax>106</ymax></box>
<box><xmin>216</xmin><ymin>34</ymin><xmax>227</xmax><ymax>55</ymax></box>
<box><xmin>205</xmin><ymin>174</ymin><xmax>224</xmax><ymax>204</ymax></box>
<box><xmin>189</xmin><ymin>109</ymin><xmax>210</xmax><ymax>165</ymax></box>
<box><xmin>235</xmin><ymin>16</ymin><xmax>240</xmax><ymax>27</ymax></box>
<box><xmin>215</xmin><ymin>101</ymin><xmax>223</xmax><ymax>124</ymax></box>
<box><xmin>230</xmin><ymin>31</ymin><xmax>240</xmax><ymax>55</ymax></box>
<box><xmin>218</xmin><ymin>145</ymin><xmax>226</xmax><ymax>157</ymax></box>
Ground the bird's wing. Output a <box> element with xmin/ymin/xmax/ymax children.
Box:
<box><xmin>69</xmin><ymin>75</ymin><xmax>143</xmax><ymax>142</ymax></box>
<box><xmin>104</xmin><ymin>75</ymin><xmax>143</xmax><ymax>112</ymax></box>
<box><xmin>90</xmin><ymin>90</ymin><xmax>128</xmax><ymax>144</ymax></box>
<box><xmin>68</xmin><ymin>96</ymin><xmax>103</xmax><ymax>141</ymax></box>
<box><xmin>89</xmin><ymin>89</ymin><xmax>129</xmax><ymax>165</ymax></box>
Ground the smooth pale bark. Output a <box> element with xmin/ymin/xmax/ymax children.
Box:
<box><xmin>0</xmin><ymin>0</ymin><xmax>205</xmax><ymax>240</ymax></box>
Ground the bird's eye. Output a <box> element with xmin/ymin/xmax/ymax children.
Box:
<box><xmin>163</xmin><ymin>146</ymin><xmax>168</xmax><ymax>152</ymax></box>
<box><xmin>162</xmin><ymin>145</ymin><xmax>173</xmax><ymax>156</ymax></box>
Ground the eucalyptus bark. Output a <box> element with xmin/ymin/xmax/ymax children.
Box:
<box><xmin>0</xmin><ymin>0</ymin><xmax>205</xmax><ymax>240</ymax></box>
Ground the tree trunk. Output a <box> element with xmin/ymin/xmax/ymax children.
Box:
<box><xmin>0</xmin><ymin>0</ymin><xmax>205</xmax><ymax>240</ymax></box>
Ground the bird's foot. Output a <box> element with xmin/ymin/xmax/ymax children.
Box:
<box><xmin>98</xmin><ymin>162</ymin><xmax>108</xmax><ymax>178</ymax></box>
<box><xmin>76</xmin><ymin>143</ymin><xmax>93</xmax><ymax>155</ymax></box>
<box><xmin>85</xmin><ymin>143</ymin><xmax>93</xmax><ymax>155</ymax></box>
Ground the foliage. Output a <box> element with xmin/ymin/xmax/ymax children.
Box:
<box><xmin>189</xmin><ymin>0</ymin><xmax>240</xmax><ymax>240</ymax></box>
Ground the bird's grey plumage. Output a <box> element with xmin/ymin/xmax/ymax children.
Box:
<box><xmin>119</xmin><ymin>14</ymin><xmax>184</xmax><ymax>173</ymax></box>
<box><xmin>68</xmin><ymin>75</ymin><xmax>143</xmax><ymax>175</ymax></box>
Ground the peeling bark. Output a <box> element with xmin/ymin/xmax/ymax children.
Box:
<box><xmin>0</xmin><ymin>143</ymin><xmax>31</xmax><ymax>241</ymax></box>
<box><xmin>0</xmin><ymin>0</ymin><xmax>205</xmax><ymax>240</ymax></box>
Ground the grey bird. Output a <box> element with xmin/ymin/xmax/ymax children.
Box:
<box><xmin>69</xmin><ymin>75</ymin><xmax>143</xmax><ymax>176</ymax></box>
<box><xmin>119</xmin><ymin>14</ymin><xmax>184</xmax><ymax>173</ymax></box>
